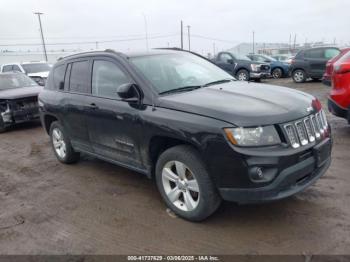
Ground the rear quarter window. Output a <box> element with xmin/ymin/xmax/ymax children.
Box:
<box><xmin>2</xmin><ymin>65</ymin><xmax>13</xmax><ymax>72</ymax></box>
<box><xmin>53</xmin><ymin>64</ymin><xmax>66</xmax><ymax>90</ymax></box>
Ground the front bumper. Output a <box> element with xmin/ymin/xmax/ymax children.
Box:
<box><xmin>1</xmin><ymin>107</ymin><xmax>40</xmax><ymax>126</ymax></box>
<box><xmin>250</xmin><ymin>72</ymin><xmax>271</xmax><ymax>79</ymax></box>
<box><xmin>218</xmin><ymin>138</ymin><xmax>332</xmax><ymax>204</ymax></box>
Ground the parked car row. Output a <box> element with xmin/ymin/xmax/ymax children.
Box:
<box><xmin>0</xmin><ymin>61</ymin><xmax>51</xmax><ymax>86</ymax></box>
<box><xmin>0</xmin><ymin>48</ymin><xmax>334</xmax><ymax>221</ymax></box>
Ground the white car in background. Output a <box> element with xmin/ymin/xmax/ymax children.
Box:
<box><xmin>0</xmin><ymin>61</ymin><xmax>52</xmax><ymax>86</ymax></box>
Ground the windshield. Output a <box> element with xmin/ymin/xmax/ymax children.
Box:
<box><xmin>0</xmin><ymin>74</ymin><xmax>38</xmax><ymax>90</ymax></box>
<box><xmin>21</xmin><ymin>63</ymin><xmax>51</xmax><ymax>74</ymax></box>
<box><xmin>230</xmin><ymin>53</ymin><xmax>251</xmax><ymax>61</ymax></box>
<box><xmin>130</xmin><ymin>53</ymin><xmax>233</xmax><ymax>94</ymax></box>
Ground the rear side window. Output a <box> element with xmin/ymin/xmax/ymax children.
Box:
<box><xmin>2</xmin><ymin>65</ymin><xmax>13</xmax><ymax>72</ymax></box>
<box><xmin>92</xmin><ymin>60</ymin><xmax>129</xmax><ymax>99</ymax></box>
<box><xmin>304</xmin><ymin>49</ymin><xmax>323</xmax><ymax>59</ymax></box>
<box><xmin>69</xmin><ymin>61</ymin><xmax>90</xmax><ymax>94</ymax></box>
<box><xmin>53</xmin><ymin>64</ymin><xmax>66</xmax><ymax>90</ymax></box>
<box><xmin>324</xmin><ymin>48</ymin><xmax>340</xmax><ymax>59</ymax></box>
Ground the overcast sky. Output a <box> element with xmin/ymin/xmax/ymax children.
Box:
<box><xmin>0</xmin><ymin>0</ymin><xmax>349</xmax><ymax>55</ymax></box>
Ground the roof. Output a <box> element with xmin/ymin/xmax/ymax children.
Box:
<box><xmin>57</xmin><ymin>48</ymin><xmax>192</xmax><ymax>62</ymax></box>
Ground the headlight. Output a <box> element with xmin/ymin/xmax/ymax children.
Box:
<box><xmin>224</xmin><ymin>126</ymin><xmax>281</xmax><ymax>147</ymax></box>
<box><xmin>250</xmin><ymin>64</ymin><xmax>260</xmax><ymax>72</ymax></box>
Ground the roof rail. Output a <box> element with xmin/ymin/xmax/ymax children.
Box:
<box><xmin>154</xmin><ymin>47</ymin><xmax>214</xmax><ymax>64</ymax></box>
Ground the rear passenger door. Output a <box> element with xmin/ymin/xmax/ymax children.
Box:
<box><xmin>62</xmin><ymin>59</ymin><xmax>92</xmax><ymax>152</ymax></box>
<box><xmin>84</xmin><ymin>57</ymin><xmax>143</xmax><ymax>169</ymax></box>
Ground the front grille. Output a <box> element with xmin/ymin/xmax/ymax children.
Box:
<box><xmin>283</xmin><ymin>110</ymin><xmax>328</xmax><ymax>148</ymax></box>
<box><xmin>260</xmin><ymin>65</ymin><xmax>270</xmax><ymax>71</ymax></box>
<box><xmin>13</xmin><ymin>97</ymin><xmax>38</xmax><ymax>111</ymax></box>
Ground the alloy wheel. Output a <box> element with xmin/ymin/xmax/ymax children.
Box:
<box><xmin>294</xmin><ymin>71</ymin><xmax>304</xmax><ymax>82</ymax></box>
<box><xmin>238</xmin><ymin>72</ymin><xmax>248</xmax><ymax>81</ymax></box>
<box><xmin>52</xmin><ymin>128</ymin><xmax>66</xmax><ymax>159</ymax></box>
<box><xmin>162</xmin><ymin>161</ymin><xmax>200</xmax><ymax>212</ymax></box>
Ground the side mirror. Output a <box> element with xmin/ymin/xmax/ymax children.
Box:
<box><xmin>117</xmin><ymin>83</ymin><xmax>141</xmax><ymax>103</ymax></box>
<box><xmin>265</xmin><ymin>60</ymin><xmax>271</xmax><ymax>63</ymax></box>
<box><xmin>227</xmin><ymin>59</ymin><xmax>234</xmax><ymax>64</ymax></box>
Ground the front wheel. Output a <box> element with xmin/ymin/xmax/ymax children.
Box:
<box><xmin>155</xmin><ymin>145</ymin><xmax>221</xmax><ymax>221</ymax></box>
<box><xmin>272</xmin><ymin>68</ymin><xmax>283</xmax><ymax>79</ymax></box>
<box><xmin>292</xmin><ymin>69</ymin><xmax>306</xmax><ymax>83</ymax></box>
<box><xmin>236</xmin><ymin>69</ymin><xmax>249</xmax><ymax>81</ymax></box>
<box><xmin>49</xmin><ymin>121</ymin><xmax>80</xmax><ymax>164</ymax></box>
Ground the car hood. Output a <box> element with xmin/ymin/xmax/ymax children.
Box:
<box><xmin>27</xmin><ymin>71</ymin><xmax>50</xmax><ymax>78</ymax></box>
<box><xmin>0</xmin><ymin>86</ymin><xmax>43</xmax><ymax>100</ymax></box>
<box><xmin>158</xmin><ymin>81</ymin><xmax>315</xmax><ymax>126</ymax></box>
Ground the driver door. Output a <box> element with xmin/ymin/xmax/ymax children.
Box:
<box><xmin>84</xmin><ymin>57</ymin><xmax>143</xmax><ymax>169</ymax></box>
<box><xmin>216</xmin><ymin>52</ymin><xmax>236</xmax><ymax>74</ymax></box>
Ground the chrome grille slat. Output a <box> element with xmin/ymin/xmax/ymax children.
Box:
<box><xmin>283</xmin><ymin>110</ymin><xmax>328</xmax><ymax>148</ymax></box>
<box><xmin>295</xmin><ymin>121</ymin><xmax>308</xmax><ymax>146</ymax></box>
<box><xmin>303</xmin><ymin>118</ymin><xmax>315</xmax><ymax>142</ymax></box>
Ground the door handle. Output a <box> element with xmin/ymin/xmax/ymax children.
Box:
<box><xmin>89</xmin><ymin>103</ymin><xmax>99</xmax><ymax>110</ymax></box>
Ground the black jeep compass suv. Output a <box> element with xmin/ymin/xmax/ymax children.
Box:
<box><xmin>39</xmin><ymin>49</ymin><xmax>332</xmax><ymax>221</ymax></box>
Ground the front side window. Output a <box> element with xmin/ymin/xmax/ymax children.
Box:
<box><xmin>92</xmin><ymin>60</ymin><xmax>129</xmax><ymax>99</ymax></box>
<box><xmin>69</xmin><ymin>61</ymin><xmax>90</xmax><ymax>94</ymax></box>
<box><xmin>324</xmin><ymin>48</ymin><xmax>340</xmax><ymax>59</ymax></box>
<box><xmin>130</xmin><ymin>53</ymin><xmax>232</xmax><ymax>94</ymax></box>
<box><xmin>219</xmin><ymin>53</ymin><xmax>233</xmax><ymax>63</ymax></box>
<box><xmin>12</xmin><ymin>65</ymin><xmax>22</xmax><ymax>72</ymax></box>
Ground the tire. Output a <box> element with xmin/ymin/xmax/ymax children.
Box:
<box><xmin>236</xmin><ymin>69</ymin><xmax>249</xmax><ymax>81</ymax></box>
<box><xmin>155</xmin><ymin>145</ymin><xmax>222</xmax><ymax>221</ymax></box>
<box><xmin>49</xmin><ymin>121</ymin><xmax>80</xmax><ymax>164</ymax></box>
<box><xmin>272</xmin><ymin>68</ymin><xmax>283</xmax><ymax>79</ymax></box>
<box><xmin>0</xmin><ymin>116</ymin><xmax>6</xmax><ymax>133</ymax></box>
<box><xmin>292</xmin><ymin>69</ymin><xmax>306</xmax><ymax>83</ymax></box>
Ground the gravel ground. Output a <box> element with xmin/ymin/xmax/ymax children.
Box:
<box><xmin>0</xmin><ymin>78</ymin><xmax>349</xmax><ymax>255</ymax></box>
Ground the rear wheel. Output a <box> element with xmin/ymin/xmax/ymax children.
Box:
<box><xmin>49</xmin><ymin>121</ymin><xmax>80</xmax><ymax>164</ymax></box>
<box><xmin>155</xmin><ymin>145</ymin><xmax>221</xmax><ymax>221</ymax></box>
<box><xmin>272</xmin><ymin>68</ymin><xmax>283</xmax><ymax>79</ymax></box>
<box><xmin>236</xmin><ymin>69</ymin><xmax>249</xmax><ymax>81</ymax></box>
<box><xmin>292</xmin><ymin>69</ymin><xmax>306</xmax><ymax>83</ymax></box>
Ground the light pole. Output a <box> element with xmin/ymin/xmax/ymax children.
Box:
<box><xmin>180</xmin><ymin>20</ymin><xmax>184</xmax><ymax>49</ymax></box>
<box><xmin>187</xmin><ymin>25</ymin><xmax>191</xmax><ymax>51</ymax></box>
<box><xmin>252</xmin><ymin>31</ymin><xmax>255</xmax><ymax>54</ymax></box>
<box><xmin>34</xmin><ymin>12</ymin><xmax>48</xmax><ymax>61</ymax></box>
<box><xmin>142</xmin><ymin>13</ymin><xmax>149</xmax><ymax>51</ymax></box>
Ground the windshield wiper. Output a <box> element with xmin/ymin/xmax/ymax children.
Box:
<box><xmin>159</xmin><ymin>85</ymin><xmax>202</xmax><ymax>95</ymax></box>
<box><xmin>202</xmin><ymin>78</ymin><xmax>235</xmax><ymax>87</ymax></box>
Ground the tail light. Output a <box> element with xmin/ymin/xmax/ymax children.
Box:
<box><xmin>335</xmin><ymin>63</ymin><xmax>350</xmax><ymax>74</ymax></box>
